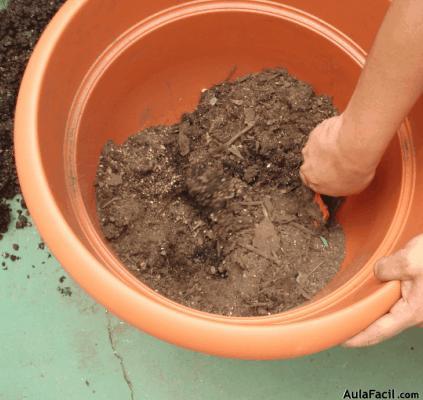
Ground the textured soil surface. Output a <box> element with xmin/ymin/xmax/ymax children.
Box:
<box><xmin>96</xmin><ymin>68</ymin><xmax>345</xmax><ymax>317</ymax></box>
<box><xmin>0</xmin><ymin>0</ymin><xmax>66</xmax><ymax>234</ymax></box>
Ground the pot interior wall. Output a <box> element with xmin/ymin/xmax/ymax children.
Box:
<box><xmin>67</xmin><ymin>10</ymin><xmax>402</xmax><ymax>296</ymax></box>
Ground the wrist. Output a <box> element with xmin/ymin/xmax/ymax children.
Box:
<box><xmin>336</xmin><ymin>112</ymin><xmax>380</xmax><ymax>176</ymax></box>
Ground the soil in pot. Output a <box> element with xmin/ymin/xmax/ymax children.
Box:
<box><xmin>95</xmin><ymin>68</ymin><xmax>345</xmax><ymax>317</ymax></box>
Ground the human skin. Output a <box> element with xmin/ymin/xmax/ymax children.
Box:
<box><xmin>300</xmin><ymin>0</ymin><xmax>423</xmax><ymax>346</ymax></box>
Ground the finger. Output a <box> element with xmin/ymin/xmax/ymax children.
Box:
<box><xmin>299</xmin><ymin>169</ymin><xmax>309</xmax><ymax>186</ymax></box>
<box><xmin>300</xmin><ymin>170</ymin><xmax>320</xmax><ymax>193</ymax></box>
<box><xmin>301</xmin><ymin>144</ymin><xmax>309</xmax><ymax>157</ymax></box>
<box><xmin>311</xmin><ymin>118</ymin><xmax>329</xmax><ymax>134</ymax></box>
<box><xmin>299</xmin><ymin>168</ymin><xmax>316</xmax><ymax>190</ymax></box>
<box><xmin>375</xmin><ymin>251</ymin><xmax>413</xmax><ymax>281</ymax></box>
<box><xmin>343</xmin><ymin>300</ymin><xmax>413</xmax><ymax>347</ymax></box>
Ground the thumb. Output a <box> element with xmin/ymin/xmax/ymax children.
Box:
<box><xmin>374</xmin><ymin>251</ymin><xmax>413</xmax><ymax>281</ymax></box>
<box><xmin>299</xmin><ymin>169</ymin><xmax>318</xmax><ymax>193</ymax></box>
<box><xmin>299</xmin><ymin>169</ymin><xmax>309</xmax><ymax>187</ymax></box>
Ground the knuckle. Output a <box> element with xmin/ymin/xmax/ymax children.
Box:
<box><xmin>405</xmin><ymin>263</ymin><xmax>420</xmax><ymax>278</ymax></box>
<box><xmin>402</xmin><ymin>248</ymin><xmax>423</xmax><ymax>276</ymax></box>
<box><xmin>398</xmin><ymin>251</ymin><xmax>415</xmax><ymax>276</ymax></box>
<box><xmin>396</xmin><ymin>248</ymin><xmax>408</xmax><ymax>262</ymax></box>
<box><xmin>306</xmin><ymin>176</ymin><xmax>319</xmax><ymax>187</ymax></box>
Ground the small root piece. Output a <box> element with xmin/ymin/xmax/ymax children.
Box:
<box><xmin>102</xmin><ymin>197</ymin><xmax>118</xmax><ymax>208</ymax></box>
<box><xmin>224</xmin><ymin>122</ymin><xmax>255</xmax><ymax>148</ymax></box>
<box><xmin>289</xmin><ymin>222</ymin><xmax>316</xmax><ymax>236</ymax></box>
<box><xmin>279</xmin><ymin>216</ymin><xmax>297</xmax><ymax>225</ymax></box>
<box><xmin>308</xmin><ymin>260</ymin><xmax>325</xmax><ymax>277</ymax></box>
<box><xmin>239</xmin><ymin>201</ymin><xmax>263</xmax><ymax>206</ymax></box>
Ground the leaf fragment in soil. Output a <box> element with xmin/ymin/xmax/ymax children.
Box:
<box><xmin>253</xmin><ymin>217</ymin><xmax>280</xmax><ymax>258</ymax></box>
<box><xmin>177</xmin><ymin>121</ymin><xmax>191</xmax><ymax>156</ymax></box>
<box><xmin>244</xmin><ymin>107</ymin><xmax>256</xmax><ymax>125</ymax></box>
<box><xmin>178</xmin><ymin>132</ymin><xmax>190</xmax><ymax>156</ymax></box>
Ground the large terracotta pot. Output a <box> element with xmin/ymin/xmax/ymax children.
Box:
<box><xmin>15</xmin><ymin>0</ymin><xmax>423</xmax><ymax>359</ymax></box>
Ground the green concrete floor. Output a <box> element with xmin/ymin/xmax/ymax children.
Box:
<box><xmin>1</xmin><ymin>199</ymin><xmax>423</xmax><ymax>400</ymax></box>
<box><xmin>0</xmin><ymin>199</ymin><xmax>423</xmax><ymax>400</ymax></box>
<box><xmin>1</xmin><ymin>196</ymin><xmax>422</xmax><ymax>400</ymax></box>
<box><xmin>1</xmin><ymin>2</ymin><xmax>422</xmax><ymax>398</ymax></box>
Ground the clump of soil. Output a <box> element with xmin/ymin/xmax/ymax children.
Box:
<box><xmin>96</xmin><ymin>68</ymin><xmax>345</xmax><ymax>317</ymax></box>
<box><xmin>0</xmin><ymin>0</ymin><xmax>66</xmax><ymax>232</ymax></box>
<box><xmin>0</xmin><ymin>202</ymin><xmax>11</xmax><ymax>234</ymax></box>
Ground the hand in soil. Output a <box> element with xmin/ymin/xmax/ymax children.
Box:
<box><xmin>300</xmin><ymin>115</ymin><xmax>376</xmax><ymax>196</ymax></box>
<box><xmin>344</xmin><ymin>234</ymin><xmax>423</xmax><ymax>347</ymax></box>
<box><xmin>96</xmin><ymin>68</ymin><xmax>345</xmax><ymax>317</ymax></box>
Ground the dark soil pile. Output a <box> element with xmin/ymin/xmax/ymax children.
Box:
<box><xmin>0</xmin><ymin>0</ymin><xmax>66</xmax><ymax>233</ymax></box>
<box><xmin>96</xmin><ymin>68</ymin><xmax>345</xmax><ymax>317</ymax></box>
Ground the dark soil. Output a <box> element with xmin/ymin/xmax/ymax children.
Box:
<box><xmin>57</xmin><ymin>286</ymin><xmax>72</xmax><ymax>297</ymax></box>
<box><xmin>96</xmin><ymin>69</ymin><xmax>345</xmax><ymax>317</ymax></box>
<box><xmin>0</xmin><ymin>0</ymin><xmax>66</xmax><ymax>232</ymax></box>
<box><xmin>0</xmin><ymin>202</ymin><xmax>10</xmax><ymax>234</ymax></box>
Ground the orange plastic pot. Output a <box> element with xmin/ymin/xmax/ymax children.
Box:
<box><xmin>14</xmin><ymin>0</ymin><xmax>423</xmax><ymax>359</ymax></box>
